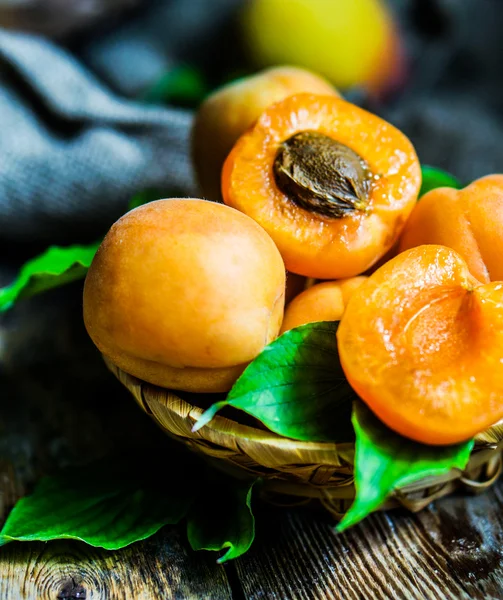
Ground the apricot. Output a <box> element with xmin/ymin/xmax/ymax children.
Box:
<box><xmin>191</xmin><ymin>66</ymin><xmax>338</xmax><ymax>201</ymax></box>
<box><xmin>83</xmin><ymin>199</ymin><xmax>286</xmax><ymax>393</ymax></box>
<box><xmin>399</xmin><ymin>175</ymin><xmax>503</xmax><ymax>283</ymax></box>
<box><xmin>241</xmin><ymin>0</ymin><xmax>405</xmax><ymax>96</ymax></box>
<box><xmin>281</xmin><ymin>277</ymin><xmax>367</xmax><ymax>333</ymax></box>
<box><xmin>337</xmin><ymin>245</ymin><xmax>503</xmax><ymax>446</ymax></box>
<box><xmin>223</xmin><ymin>93</ymin><xmax>421</xmax><ymax>279</ymax></box>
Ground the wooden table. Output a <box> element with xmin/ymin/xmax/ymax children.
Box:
<box><xmin>1</xmin><ymin>289</ymin><xmax>503</xmax><ymax>600</ymax></box>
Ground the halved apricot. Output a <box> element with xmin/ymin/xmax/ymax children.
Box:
<box><xmin>337</xmin><ymin>245</ymin><xmax>503</xmax><ymax>445</ymax></box>
<box><xmin>222</xmin><ymin>93</ymin><xmax>421</xmax><ymax>279</ymax></box>
<box><xmin>399</xmin><ymin>174</ymin><xmax>503</xmax><ymax>283</ymax></box>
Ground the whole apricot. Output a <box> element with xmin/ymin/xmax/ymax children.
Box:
<box><xmin>83</xmin><ymin>199</ymin><xmax>286</xmax><ymax>393</ymax></box>
<box><xmin>241</xmin><ymin>0</ymin><xmax>405</xmax><ymax>96</ymax></box>
<box><xmin>281</xmin><ymin>277</ymin><xmax>367</xmax><ymax>333</ymax></box>
<box><xmin>399</xmin><ymin>175</ymin><xmax>503</xmax><ymax>283</ymax></box>
<box><xmin>191</xmin><ymin>66</ymin><xmax>338</xmax><ymax>201</ymax></box>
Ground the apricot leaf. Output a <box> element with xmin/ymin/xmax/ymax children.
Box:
<box><xmin>420</xmin><ymin>165</ymin><xmax>462</xmax><ymax>198</ymax></box>
<box><xmin>0</xmin><ymin>451</ymin><xmax>199</xmax><ymax>549</ymax></box>
<box><xmin>128</xmin><ymin>188</ymin><xmax>164</xmax><ymax>211</ymax></box>
<box><xmin>187</xmin><ymin>473</ymin><xmax>256</xmax><ymax>563</ymax></box>
<box><xmin>193</xmin><ymin>322</ymin><xmax>356</xmax><ymax>442</ymax></box>
<box><xmin>0</xmin><ymin>449</ymin><xmax>257</xmax><ymax>560</ymax></box>
<box><xmin>0</xmin><ymin>242</ymin><xmax>100</xmax><ymax>312</ymax></box>
<box><xmin>337</xmin><ymin>402</ymin><xmax>474</xmax><ymax>531</ymax></box>
<box><xmin>140</xmin><ymin>65</ymin><xmax>206</xmax><ymax>106</ymax></box>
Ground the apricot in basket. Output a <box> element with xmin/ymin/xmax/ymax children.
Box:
<box><xmin>83</xmin><ymin>199</ymin><xmax>286</xmax><ymax>393</ymax></box>
<box><xmin>222</xmin><ymin>93</ymin><xmax>421</xmax><ymax>279</ymax></box>
<box><xmin>399</xmin><ymin>175</ymin><xmax>503</xmax><ymax>283</ymax></box>
<box><xmin>281</xmin><ymin>277</ymin><xmax>367</xmax><ymax>333</ymax></box>
<box><xmin>337</xmin><ymin>245</ymin><xmax>503</xmax><ymax>446</ymax></box>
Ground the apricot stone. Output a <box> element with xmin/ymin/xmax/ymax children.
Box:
<box><xmin>191</xmin><ymin>66</ymin><xmax>338</xmax><ymax>201</ymax></box>
<box><xmin>83</xmin><ymin>199</ymin><xmax>286</xmax><ymax>392</ymax></box>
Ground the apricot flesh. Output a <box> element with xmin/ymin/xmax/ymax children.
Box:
<box><xmin>83</xmin><ymin>199</ymin><xmax>286</xmax><ymax>392</ymax></box>
<box><xmin>281</xmin><ymin>277</ymin><xmax>367</xmax><ymax>333</ymax></box>
<box><xmin>191</xmin><ymin>66</ymin><xmax>337</xmax><ymax>201</ymax></box>
<box><xmin>222</xmin><ymin>93</ymin><xmax>421</xmax><ymax>279</ymax></box>
<box><xmin>337</xmin><ymin>245</ymin><xmax>503</xmax><ymax>445</ymax></box>
<box><xmin>399</xmin><ymin>175</ymin><xmax>503</xmax><ymax>283</ymax></box>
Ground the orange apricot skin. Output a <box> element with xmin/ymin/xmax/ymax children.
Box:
<box><xmin>399</xmin><ymin>175</ymin><xmax>503</xmax><ymax>284</ymax></box>
<box><xmin>337</xmin><ymin>245</ymin><xmax>503</xmax><ymax>445</ymax></box>
<box><xmin>83</xmin><ymin>199</ymin><xmax>286</xmax><ymax>393</ymax></box>
<box><xmin>191</xmin><ymin>66</ymin><xmax>338</xmax><ymax>201</ymax></box>
<box><xmin>281</xmin><ymin>277</ymin><xmax>367</xmax><ymax>333</ymax></box>
<box><xmin>222</xmin><ymin>93</ymin><xmax>421</xmax><ymax>279</ymax></box>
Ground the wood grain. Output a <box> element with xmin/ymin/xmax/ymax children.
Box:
<box><xmin>0</xmin><ymin>531</ymin><xmax>232</xmax><ymax>600</ymax></box>
<box><xmin>0</xmin><ymin>290</ymin><xmax>232</xmax><ymax>600</ymax></box>
<box><xmin>234</xmin><ymin>489</ymin><xmax>503</xmax><ymax>600</ymax></box>
<box><xmin>1</xmin><ymin>287</ymin><xmax>503</xmax><ymax>599</ymax></box>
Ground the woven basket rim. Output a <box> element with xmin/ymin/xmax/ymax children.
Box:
<box><xmin>105</xmin><ymin>357</ymin><xmax>503</xmax><ymax>450</ymax></box>
<box><xmin>106</xmin><ymin>357</ymin><xmax>503</xmax><ymax>513</ymax></box>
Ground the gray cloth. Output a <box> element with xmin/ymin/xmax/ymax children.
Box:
<box><xmin>0</xmin><ymin>0</ymin><xmax>241</xmax><ymax>245</ymax></box>
<box><xmin>0</xmin><ymin>27</ymin><xmax>195</xmax><ymax>243</ymax></box>
<box><xmin>3</xmin><ymin>0</ymin><xmax>503</xmax><ymax>246</ymax></box>
<box><xmin>82</xmin><ymin>0</ymin><xmax>241</xmax><ymax>97</ymax></box>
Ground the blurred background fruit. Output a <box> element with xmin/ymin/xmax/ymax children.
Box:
<box><xmin>241</xmin><ymin>0</ymin><xmax>405</xmax><ymax>98</ymax></box>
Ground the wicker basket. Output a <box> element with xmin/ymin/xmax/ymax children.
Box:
<box><xmin>105</xmin><ymin>358</ymin><xmax>503</xmax><ymax>519</ymax></box>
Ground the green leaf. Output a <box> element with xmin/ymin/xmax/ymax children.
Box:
<box><xmin>187</xmin><ymin>473</ymin><xmax>256</xmax><ymax>563</ymax></box>
<box><xmin>420</xmin><ymin>165</ymin><xmax>462</xmax><ymax>198</ymax></box>
<box><xmin>0</xmin><ymin>452</ymin><xmax>199</xmax><ymax>550</ymax></box>
<box><xmin>193</xmin><ymin>322</ymin><xmax>356</xmax><ymax>442</ymax></box>
<box><xmin>0</xmin><ymin>242</ymin><xmax>100</xmax><ymax>312</ymax></box>
<box><xmin>337</xmin><ymin>402</ymin><xmax>474</xmax><ymax>531</ymax></box>
<box><xmin>141</xmin><ymin>66</ymin><xmax>206</xmax><ymax>107</ymax></box>
<box><xmin>128</xmin><ymin>188</ymin><xmax>163</xmax><ymax>211</ymax></box>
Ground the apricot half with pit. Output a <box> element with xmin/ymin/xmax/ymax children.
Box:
<box><xmin>222</xmin><ymin>93</ymin><xmax>421</xmax><ymax>279</ymax></box>
<box><xmin>83</xmin><ymin>199</ymin><xmax>286</xmax><ymax>392</ymax></box>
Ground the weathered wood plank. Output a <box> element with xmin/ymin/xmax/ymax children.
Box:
<box><xmin>2</xmin><ymin>287</ymin><xmax>503</xmax><ymax>600</ymax></box>
<box><xmin>0</xmin><ymin>531</ymin><xmax>232</xmax><ymax>600</ymax></box>
<box><xmin>234</xmin><ymin>488</ymin><xmax>503</xmax><ymax>600</ymax></box>
<box><xmin>0</xmin><ymin>288</ymin><xmax>233</xmax><ymax>600</ymax></box>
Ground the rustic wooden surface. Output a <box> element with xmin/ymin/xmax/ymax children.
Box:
<box><xmin>1</xmin><ymin>287</ymin><xmax>503</xmax><ymax>600</ymax></box>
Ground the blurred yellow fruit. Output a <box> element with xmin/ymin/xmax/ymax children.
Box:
<box><xmin>241</xmin><ymin>0</ymin><xmax>403</xmax><ymax>94</ymax></box>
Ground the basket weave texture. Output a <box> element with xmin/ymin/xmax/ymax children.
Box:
<box><xmin>105</xmin><ymin>358</ymin><xmax>503</xmax><ymax>518</ymax></box>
